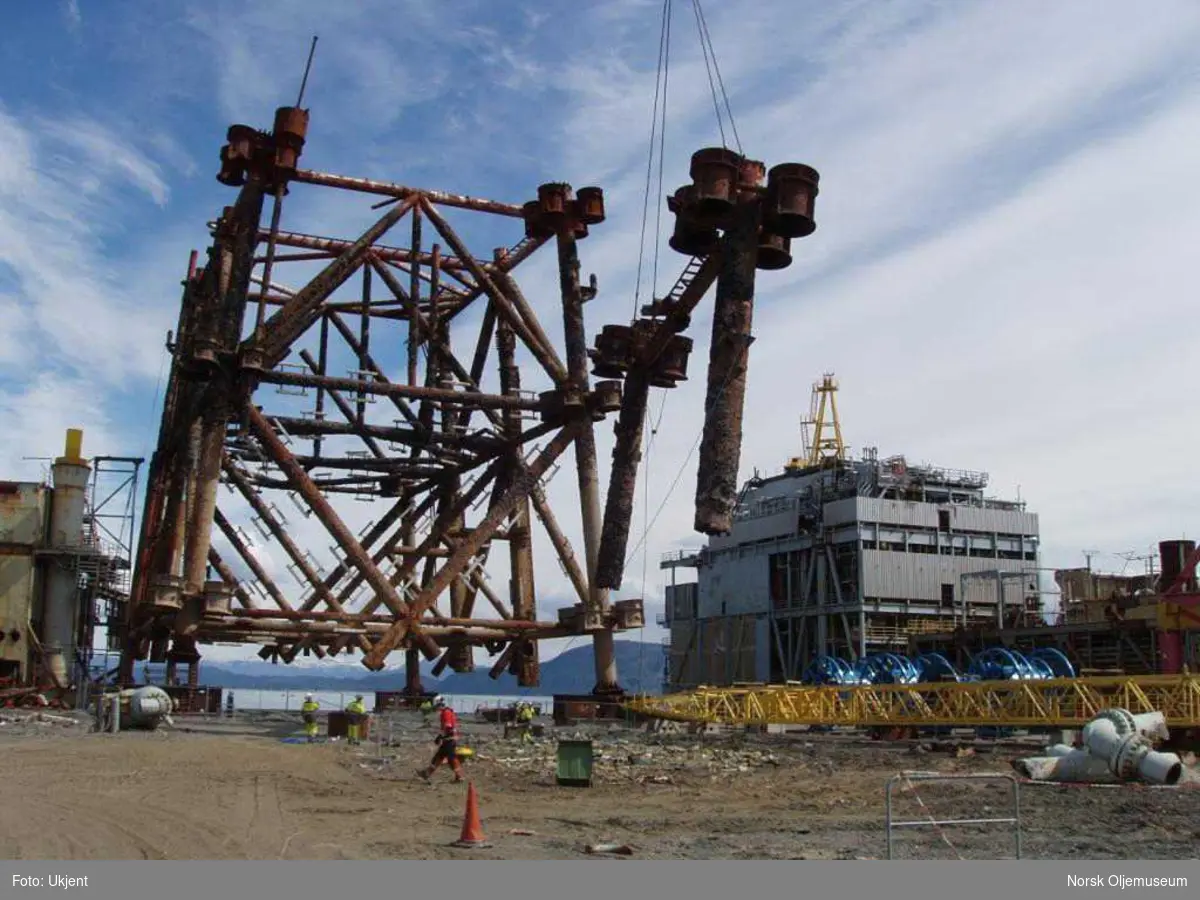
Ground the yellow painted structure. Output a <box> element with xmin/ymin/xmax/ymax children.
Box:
<box><xmin>624</xmin><ymin>675</ymin><xmax>1200</xmax><ymax>728</ymax></box>
<box><xmin>62</xmin><ymin>428</ymin><xmax>84</xmax><ymax>463</ymax></box>
<box><xmin>1158</xmin><ymin>601</ymin><xmax>1200</xmax><ymax>632</ymax></box>
<box><xmin>785</xmin><ymin>373</ymin><xmax>846</xmax><ymax>471</ymax></box>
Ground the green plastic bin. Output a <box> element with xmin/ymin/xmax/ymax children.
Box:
<box><xmin>556</xmin><ymin>739</ymin><xmax>594</xmax><ymax>787</ymax></box>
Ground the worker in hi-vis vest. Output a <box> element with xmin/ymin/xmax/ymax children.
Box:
<box><xmin>301</xmin><ymin>693</ymin><xmax>320</xmax><ymax>743</ymax></box>
<box><xmin>419</xmin><ymin>696</ymin><xmax>464</xmax><ymax>782</ymax></box>
<box><xmin>516</xmin><ymin>701</ymin><xmax>535</xmax><ymax>743</ymax></box>
<box><xmin>345</xmin><ymin>695</ymin><xmax>367</xmax><ymax>745</ymax></box>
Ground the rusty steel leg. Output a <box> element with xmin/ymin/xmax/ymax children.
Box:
<box><xmin>408</xmin><ymin>205</ymin><xmax>422</xmax><ymax>386</ymax></box>
<box><xmin>151</xmin><ymin>454</ymin><xmax>186</xmax><ymax>582</ymax></box>
<box><xmin>595</xmin><ymin>368</ymin><xmax>649</xmax><ymax>590</ymax></box>
<box><xmin>183</xmin><ymin>405</ymin><xmax>227</xmax><ymax>594</ymax></box>
<box><xmin>695</xmin><ymin>201</ymin><xmax>759</xmax><ymax>536</ymax></box>
<box><xmin>438</xmin><ymin>249</ymin><xmax>478</xmax><ymax>670</ymax></box>
<box><xmin>405</xmin><ymin>649</ymin><xmax>423</xmax><ymax>695</ymax></box>
<box><xmin>554</xmin><ymin>226</ymin><xmax>619</xmax><ymax>694</ymax></box>
<box><xmin>173</xmin><ymin>418</ymin><xmax>202</xmax><ymax>579</ymax></box>
<box><xmin>498</xmin><ymin>316</ymin><xmax>539</xmax><ymax>685</ymax></box>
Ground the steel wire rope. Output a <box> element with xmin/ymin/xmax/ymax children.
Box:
<box><xmin>692</xmin><ymin>0</ymin><xmax>743</xmax><ymax>153</ymax></box>
<box><xmin>628</xmin><ymin>0</ymin><xmax>745</xmax><ymax>690</ymax></box>
<box><xmin>630</xmin><ymin>0</ymin><xmax>674</xmax><ymax>690</ymax></box>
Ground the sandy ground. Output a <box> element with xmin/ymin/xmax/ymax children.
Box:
<box><xmin>1</xmin><ymin>710</ymin><xmax>1198</xmax><ymax>860</ymax></box>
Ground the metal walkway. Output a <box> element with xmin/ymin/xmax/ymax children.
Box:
<box><xmin>623</xmin><ymin>675</ymin><xmax>1200</xmax><ymax>728</ymax></box>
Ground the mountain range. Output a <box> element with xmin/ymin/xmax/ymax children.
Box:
<box><xmin>193</xmin><ymin>639</ymin><xmax>666</xmax><ymax>696</ymax></box>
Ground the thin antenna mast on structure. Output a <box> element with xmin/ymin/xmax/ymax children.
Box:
<box><xmin>297</xmin><ymin>36</ymin><xmax>319</xmax><ymax>107</ymax></box>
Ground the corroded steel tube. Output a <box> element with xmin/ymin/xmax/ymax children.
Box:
<box><xmin>695</xmin><ymin>201</ymin><xmax>759</xmax><ymax>536</ymax></box>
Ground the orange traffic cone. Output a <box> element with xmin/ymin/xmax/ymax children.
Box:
<box><xmin>452</xmin><ymin>781</ymin><xmax>492</xmax><ymax>848</ymax></box>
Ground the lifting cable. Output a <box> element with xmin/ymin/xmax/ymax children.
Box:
<box><xmin>627</xmin><ymin>0</ymin><xmax>744</xmax><ymax>577</ymax></box>
<box><xmin>630</xmin><ymin>0</ymin><xmax>674</xmax><ymax>687</ymax></box>
<box><xmin>691</xmin><ymin>0</ymin><xmax>742</xmax><ymax>154</ymax></box>
<box><xmin>631</xmin><ymin>0</ymin><xmax>673</xmax><ymax>324</ymax></box>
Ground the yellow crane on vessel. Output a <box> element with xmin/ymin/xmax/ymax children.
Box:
<box><xmin>785</xmin><ymin>373</ymin><xmax>846</xmax><ymax>471</ymax></box>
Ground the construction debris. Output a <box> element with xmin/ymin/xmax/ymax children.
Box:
<box><xmin>0</xmin><ymin>710</ymin><xmax>90</xmax><ymax>732</ymax></box>
<box><xmin>482</xmin><ymin>733</ymin><xmax>788</xmax><ymax>784</ymax></box>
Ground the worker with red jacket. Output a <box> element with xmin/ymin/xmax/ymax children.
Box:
<box><xmin>419</xmin><ymin>695</ymin><xmax>464</xmax><ymax>782</ymax></box>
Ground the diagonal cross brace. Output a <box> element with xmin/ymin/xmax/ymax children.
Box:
<box><xmin>419</xmin><ymin>196</ymin><xmax>568</xmax><ymax>384</ymax></box>
<box><xmin>221</xmin><ymin>456</ymin><xmax>352</xmax><ymax>618</ymax></box>
<box><xmin>245</xmin><ymin>403</ymin><xmax>439</xmax><ymax>658</ymax></box>
<box><xmin>362</xmin><ymin>420</ymin><xmax>583</xmax><ymax>669</ymax></box>
<box><xmin>254</xmin><ymin>195</ymin><xmax>419</xmax><ymax>368</ymax></box>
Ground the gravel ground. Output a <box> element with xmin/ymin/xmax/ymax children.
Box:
<box><xmin>1</xmin><ymin>709</ymin><xmax>1197</xmax><ymax>859</ymax></box>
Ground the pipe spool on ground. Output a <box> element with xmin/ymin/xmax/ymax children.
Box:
<box><xmin>1013</xmin><ymin>708</ymin><xmax>1183</xmax><ymax>786</ymax></box>
<box><xmin>1081</xmin><ymin>714</ymin><xmax>1182</xmax><ymax>785</ymax></box>
<box><xmin>98</xmin><ymin>686</ymin><xmax>176</xmax><ymax>731</ymax></box>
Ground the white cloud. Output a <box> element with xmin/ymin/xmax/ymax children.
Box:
<box><xmin>0</xmin><ymin>110</ymin><xmax>185</xmax><ymax>383</ymax></box>
<box><xmin>6</xmin><ymin>0</ymin><xmax>1199</xmax><ymax>674</ymax></box>
<box><xmin>0</xmin><ymin>373</ymin><xmax>121</xmax><ymax>475</ymax></box>
<box><xmin>63</xmin><ymin>0</ymin><xmax>81</xmax><ymax>31</ymax></box>
<box><xmin>542</xmin><ymin>0</ymin><xmax>1200</xmax><ymax>597</ymax></box>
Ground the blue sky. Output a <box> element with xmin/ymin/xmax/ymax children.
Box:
<box><xmin>2</xmin><ymin>0</ymin><xmax>1199</xmax><ymax>665</ymax></box>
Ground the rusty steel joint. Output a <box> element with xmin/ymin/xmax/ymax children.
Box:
<box><xmin>521</xmin><ymin>182</ymin><xmax>604</xmax><ymax>241</ymax></box>
<box><xmin>216</xmin><ymin>106</ymin><xmax>310</xmax><ymax>193</ymax></box>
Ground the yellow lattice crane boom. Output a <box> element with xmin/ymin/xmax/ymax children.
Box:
<box><xmin>624</xmin><ymin>675</ymin><xmax>1200</xmax><ymax>728</ymax></box>
<box><xmin>786</xmin><ymin>372</ymin><xmax>846</xmax><ymax>471</ymax></box>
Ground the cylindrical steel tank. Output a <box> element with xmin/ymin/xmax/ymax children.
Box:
<box><xmin>1158</xmin><ymin>539</ymin><xmax>1197</xmax><ymax>591</ymax></box>
<box><xmin>125</xmin><ymin>686</ymin><xmax>175</xmax><ymax>728</ymax></box>
<box><xmin>98</xmin><ymin>686</ymin><xmax>176</xmax><ymax>731</ymax></box>
<box><xmin>43</xmin><ymin>429</ymin><xmax>91</xmax><ymax>685</ymax></box>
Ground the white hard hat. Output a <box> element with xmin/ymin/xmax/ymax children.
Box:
<box><xmin>433</xmin><ymin>694</ymin><xmax>445</xmax><ymax>707</ymax></box>
<box><xmin>305</xmin><ymin>693</ymin><xmax>314</xmax><ymax>700</ymax></box>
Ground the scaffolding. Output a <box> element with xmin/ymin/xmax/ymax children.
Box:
<box><xmin>78</xmin><ymin>456</ymin><xmax>143</xmax><ymax>686</ymax></box>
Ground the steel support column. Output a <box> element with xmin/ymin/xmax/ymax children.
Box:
<box><xmin>555</xmin><ymin>222</ymin><xmax>618</xmax><ymax>693</ymax></box>
<box><xmin>694</xmin><ymin>201</ymin><xmax>759</xmax><ymax>536</ymax></box>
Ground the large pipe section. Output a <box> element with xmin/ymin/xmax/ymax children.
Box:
<box><xmin>549</xmin><ymin>184</ymin><xmax>617</xmax><ymax>694</ymax></box>
<box><xmin>43</xmin><ymin>429</ymin><xmax>91</xmax><ymax>686</ymax></box>
<box><xmin>1012</xmin><ymin>748</ymin><xmax>1115</xmax><ymax>783</ymax></box>
<box><xmin>693</xmin><ymin>198</ymin><xmax>759</xmax><ymax>536</ymax></box>
<box><xmin>1013</xmin><ymin>708</ymin><xmax>1183</xmax><ymax>786</ymax></box>
<box><xmin>96</xmin><ymin>686</ymin><xmax>176</xmax><ymax>731</ymax></box>
<box><xmin>1080</xmin><ymin>709</ymin><xmax>1182</xmax><ymax>785</ymax></box>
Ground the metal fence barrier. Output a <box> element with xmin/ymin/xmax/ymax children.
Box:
<box><xmin>885</xmin><ymin>771</ymin><xmax>1022</xmax><ymax>860</ymax></box>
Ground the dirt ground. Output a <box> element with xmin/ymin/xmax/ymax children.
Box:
<box><xmin>1</xmin><ymin>709</ymin><xmax>1198</xmax><ymax>860</ymax></box>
